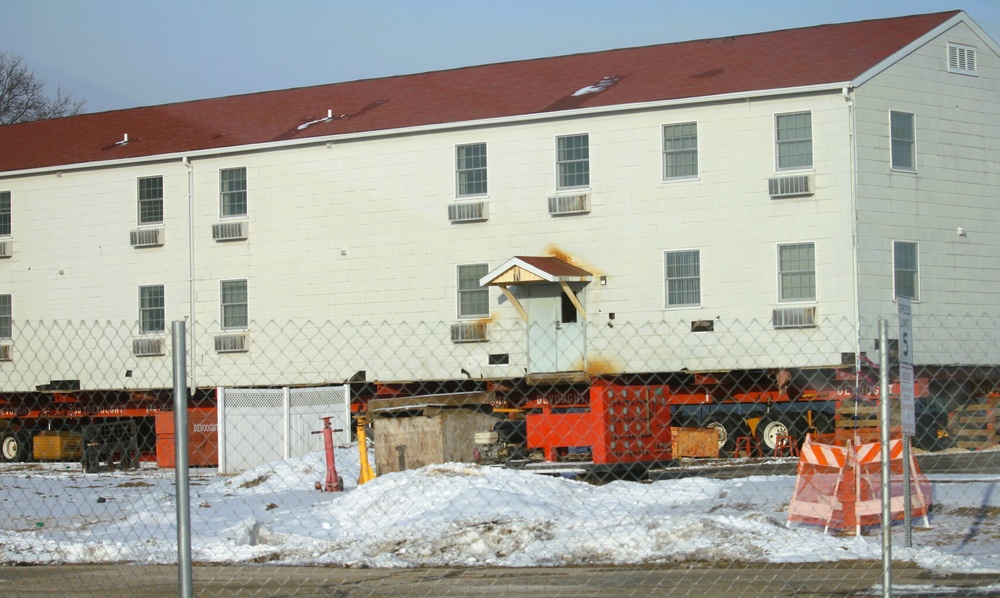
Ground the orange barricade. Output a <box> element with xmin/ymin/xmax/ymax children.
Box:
<box><xmin>787</xmin><ymin>432</ymin><xmax>932</xmax><ymax>536</ymax></box>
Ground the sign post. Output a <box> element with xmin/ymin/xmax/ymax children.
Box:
<box><xmin>897</xmin><ymin>296</ymin><xmax>914</xmax><ymax>547</ymax></box>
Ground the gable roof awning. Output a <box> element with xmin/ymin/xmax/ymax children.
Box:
<box><xmin>479</xmin><ymin>256</ymin><xmax>593</xmax><ymax>287</ymax></box>
<box><xmin>480</xmin><ymin>256</ymin><xmax>593</xmax><ymax>323</ymax></box>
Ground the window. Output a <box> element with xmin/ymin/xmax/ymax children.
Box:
<box><xmin>456</xmin><ymin>143</ymin><xmax>487</xmax><ymax>197</ymax></box>
<box><xmin>557</xmin><ymin>134</ymin><xmax>589</xmax><ymax>189</ymax></box>
<box><xmin>778</xmin><ymin>243</ymin><xmax>815</xmax><ymax>302</ymax></box>
<box><xmin>0</xmin><ymin>191</ymin><xmax>9</xmax><ymax>237</ymax></box>
<box><xmin>775</xmin><ymin>112</ymin><xmax>812</xmax><ymax>170</ymax></box>
<box><xmin>458</xmin><ymin>264</ymin><xmax>489</xmax><ymax>318</ymax></box>
<box><xmin>664</xmin><ymin>250</ymin><xmax>701</xmax><ymax>307</ymax></box>
<box><xmin>138</xmin><ymin>285</ymin><xmax>165</xmax><ymax>333</ymax></box>
<box><xmin>0</xmin><ymin>294</ymin><xmax>10</xmax><ymax>339</ymax></box>
<box><xmin>894</xmin><ymin>241</ymin><xmax>919</xmax><ymax>301</ymax></box>
<box><xmin>663</xmin><ymin>123</ymin><xmax>698</xmax><ymax>179</ymax></box>
<box><xmin>890</xmin><ymin>111</ymin><xmax>915</xmax><ymax>171</ymax></box>
<box><xmin>138</xmin><ymin>177</ymin><xmax>163</xmax><ymax>224</ymax></box>
<box><xmin>948</xmin><ymin>43</ymin><xmax>977</xmax><ymax>75</ymax></box>
<box><xmin>221</xmin><ymin>280</ymin><xmax>248</xmax><ymax>329</ymax></box>
<box><xmin>220</xmin><ymin>168</ymin><xmax>247</xmax><ymax>217</ymax></box>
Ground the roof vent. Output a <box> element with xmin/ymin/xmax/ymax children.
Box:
<box><xmin>297</xmin><ymin>109</ymin><xmax>337</xmax><ymax>130</ymax></box>
<box><xmin>948</xmin><ymin>43</ymin><xmax>977</xmax><ymax>75</ymax></box>
<box><xmin>115</xmin><ymin>134</ymin><xmax>131</xmax><ymax>146</ymax></box>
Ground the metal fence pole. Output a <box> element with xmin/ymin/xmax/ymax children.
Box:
<box><xmin>879</xmin><ymin>319</ymin><xmax>892</xmax><ymax>598</ymax></box>
<box><xmin>172</xmin><ymin>320</ymin><xmax>193</xmax><ymax>598</ymax></box>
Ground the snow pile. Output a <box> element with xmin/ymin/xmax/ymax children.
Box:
<box><xmin>1</xmin><ymin>447</ymin><xmax>999</xmax><ymax>573</ymax></box>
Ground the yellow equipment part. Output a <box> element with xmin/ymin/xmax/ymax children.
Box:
<box><xmin>356</xmin><ymin>415</ymin><xmax>375</xmax><ymax>485</ymax></box>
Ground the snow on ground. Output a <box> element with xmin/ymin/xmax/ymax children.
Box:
<box><xmin>1</xmin><ymin>446</ymin><xmax>999</xmax><ymax>573</ymax></box>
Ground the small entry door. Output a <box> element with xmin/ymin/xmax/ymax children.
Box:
<box><xmin>525</xmin><ymin>285</ymin><xmax>585</xmax><ymax>373</ymax></box>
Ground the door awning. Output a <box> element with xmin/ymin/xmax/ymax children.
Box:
<box><xmin>479</xmin><ymin>256</ymin><xmax>593</xmax><ymax>323</ymax></box>
<box><xmin>479</xmin><ymin>256</ymin><xmax>593</xmax><ymax>287</ymax></box>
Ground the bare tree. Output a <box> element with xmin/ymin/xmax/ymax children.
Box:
<box><xmin>0</xmin><ymin>52</ymin><xmax>85</xmax><ymax>125</ymax></box>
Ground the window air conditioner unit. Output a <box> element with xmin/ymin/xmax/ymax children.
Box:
<box><xmin>768</xmin><ymin>175</ymin><xmax>813</xmax><ymax>198</ymax></box>
<box><xmin>0</xmin><ymin>241</ymin><xmax>10</xmax><ymax>258</ymax></box>
<box><xmin>132</xmin><ymin>338</ymin><xmax>164</xmax><ymax>357</ymax></box>
<box><xmin>0</xmin><ymin>344</ymin><xmax>10</xmax><ymax>361</ymax></box>
<box><xmin>548</xmin><ymin>194</ymin><xmax>590</xmax><ymax>216</ymax></box>
<box><xmin>215</xmin><ymin>333</ymin><xmax>248</xmax><ymax>353</ymax></box>
<box><xmin>130</xmin><ymin>228</ymin><xmax>164</xmax><ymax>248</ymax></box>
<box><xmin>450</xmin><ymin>322</ymin><xmax>488</xmax><ymax>343</ymax></box>
<box><xmin>448</xmin><ymin>201</ymin><xmax>489</xmax><ymax>223</ymax></box>
<box><xmin>212</xmin><ymin>221</ymin><xmax>248</xmax><ymax>242</ymax></box>
<box><xmin>772</xmin><ymin>307</ymin><xmax>817</xmax><ymax>329</ymax></box>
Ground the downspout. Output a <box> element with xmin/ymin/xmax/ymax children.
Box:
<box><xmin>843</xmin><ymin>86</ymin><xmax>863</xmax><ymax>386</ymax></box>
<box><xmin>182</xmin><ymin>156</ymin><xmax>198</xmax><ymax>392</ymax></box>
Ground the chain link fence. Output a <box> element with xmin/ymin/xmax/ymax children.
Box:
<box><xmin>1</xmin><ymin>315</ymin><xmax>1000</xmax><ymax>596</ymax></box>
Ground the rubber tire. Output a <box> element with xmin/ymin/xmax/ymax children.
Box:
<box><xmin>0</xmin><ymin>431</ymin><xmax>28</xmax><ymax>462</ymax></box>
<box><xmin>755</xmin><ymin>413</ymin><xmax>792</xmax><ymax>452</ymax></box>
<box><xmin>705</xmin><ymin>415</ymin><xmax>750</xmax><ymax>454</ymax></box>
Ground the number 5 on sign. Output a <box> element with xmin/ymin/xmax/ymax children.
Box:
<box><xmin>898</xmin><ymin>296</ymin><xmax>915</xmax><ymax>436</ymax></box>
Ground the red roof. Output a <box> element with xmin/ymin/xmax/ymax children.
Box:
<box><xmin>0</xmin><ymin>11</ymin><xmax>959</xmax><ymax>173</ymax></box>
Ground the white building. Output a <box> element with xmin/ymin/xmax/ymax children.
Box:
<box><xmin>0</xmin><ymin>10</ymin><xmax>998</xmax><ymax>393</ymax></box>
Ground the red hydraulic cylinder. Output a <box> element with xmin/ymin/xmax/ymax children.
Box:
<box><xmin>313</xmin><ymin>417</ymin><xmax>344</xmax><ymax>492</ymax></box>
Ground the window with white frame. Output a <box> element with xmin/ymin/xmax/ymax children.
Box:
<box><xmin>775</xmin><ymin>112</ymin><xmax>812</xmax><ymax>170</ymax></box>
<box><xmin>894</xmin><ymin>241</ymin><xmax>919</xmax><ymax>301</ymax></box>
<box><xmin>663</xmin><ymin>123</ymin><xmax>698</xmax><ymax>179</ymax></box>
<box><xmin>948</xmin><ymin>43</ymin><xmax>977</xmax><ymax>75</ymax></box>
<box><xmin>778</xmin><ymin>243</ymin><xmax>815</xmax><ymax>302</ymax></box>
<box><xmin>664</xmin><ymin>250</ymin><xmax>701</xmax><ymax>307</ymax></box>
<box><xmin>138</xmin><ymin>176</ymin><xmax>163</xmax><ymax>225</ymax></box>
<box><xmin>890</xmin><ymin>111</ymin><xmax>915</xmax><ymax>171</ymax></box>
<box><xmin>458</xmin><ymin>263</ymin><xmax>489</xmax><ymax>318</ymax></box>
<box><xmin>557</xmin><ymin>134</ymin><xmax>589</xmax><ymax>189</ymax></box>
<box><xmin>220</xmin><ymin>167</ymin><xmax>247</xmax><ymax>217</ymax></box>
<box><xmin>456</xmin><ymin>143</ymin><xmax>487</xmax><ymax>197</ymax></box>
<box><xmin>0</xmin><ymin>191</ymin><xmax>9</xmax><ymax>237</ymax></box>
<box><xmin>138</xmin><ymin>285</ymin><xmax>165</xmax><ymax>333</ymax></box>
<box><xmin>221</xmin><ymin>279</ymin><xmax>248</xmax><ymax>329</ymax></box>
<box><xmin>0</xmin><ymin>294</ymin><xmax>10</xmax><ymax>339</ymax></box>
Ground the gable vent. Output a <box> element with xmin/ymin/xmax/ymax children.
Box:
<box><xmin>448</xmin><ymin>201</ymin><xmax>489</xmax><ymax>223</ymax></box>
<box><xmin>948</xmin><ymin>43</ymin><xmax>977</xmax><ymax>75</ymax></box>
<box><xmin>132</xmin><ymin>338</ymin><xmax>164</xmax><ymax>357</ymax></box>
<box><xmin>130</xmin><ymin>228</ymin><xmax>164</xmax><ymax>248</ymax></box>
<box><xmin>548</xmin><ymin>194</ymin><xmax>590</xmax><ymax>216</ymax></box>
<box><xmin>0</xmin><ymin>344</ymin><xmax>10</xmax><ymax>361</ymax></box>
<box><xmin>772</xmin><ymin>307</ymin><xmax>817</xmax><ymax>329</ymax></box>
<box><xmin>212</xmin><ymin>221</ymin><xmax>248</xmax><ymax>242</ymax></box>
<box><xmin>0</xmin><ymin>241</ymin><xmax>10</xmax><ymax>259</ymax></box>
<box><xmin>450</xmin><ymin>322</ymin><xmax>488</xmax><ymax>343</ymax></box>
<box><xmin>215</xmin><ymin>333</ymin><xmax>248</xmax><ymax>353</ymax></box>
<box><xmin>768</xmin><ymin>175</ymin><xmax>812</xmax><ymax>198</ymax></box>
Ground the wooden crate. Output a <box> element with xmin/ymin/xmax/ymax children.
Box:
<box><xmin>951</xmin><ymin>403</ymin><xmax>996</xmax><ymax>450</ymax></box>
<box><xmin>671</xmin><ymin>427</ymin><xmax>719</xmax><ymax>458</ymax></box>
<box><xmin>33</xmin><ymin>431</ymin><xmax>83</xmax><ymax>461</ymax></box>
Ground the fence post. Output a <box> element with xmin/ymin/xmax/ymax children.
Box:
<box><xmin>172</xmin><ymin>320</ymin><xmax>193</xmax><ymax>598</ymax></box>
<box><xmin>879</xmin><ymin>319</ymin><xmax>892</xmax><ymax>598</ymax></box>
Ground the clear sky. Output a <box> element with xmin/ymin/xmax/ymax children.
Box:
<box><xmin>3</xmin><ymin>0</ymin><xmax>1000</xmax><ymax>114</ymax></box>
